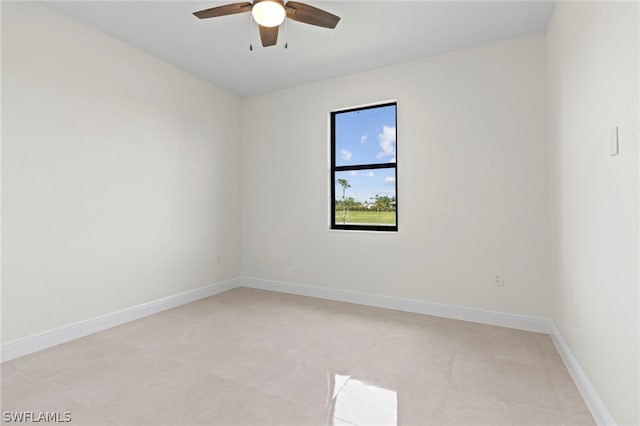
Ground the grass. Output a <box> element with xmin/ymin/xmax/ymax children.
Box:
<box><xmin>335</xmin><ymin>210</ymin><xmax>396</xmax><ymax>225</ymax></box>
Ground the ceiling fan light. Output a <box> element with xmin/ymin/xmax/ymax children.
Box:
<box><xmin>252</xmin><ymin>0</ymin><xmax>286</xmax><ymax>27</ymax></box>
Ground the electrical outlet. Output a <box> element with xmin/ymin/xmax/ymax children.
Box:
<box><xmin>494</xmin><ymin>273</ymin><xmax>504</xmax><ymax>286</ymax></box>
<box><xmin>288</xmin><ymin>256</ymin><xmax>294</xmax><ymax>266</ymax></box>
<box><xmin>216</xmin><ymin>256</ymin><xmax>221</xmax><ymax>265</ymax></box>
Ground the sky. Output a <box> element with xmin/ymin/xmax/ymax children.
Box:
<box><xmin>334</xmin><ymin>104</ymin><xmax>396</xmax><ymax>203</ymax></box>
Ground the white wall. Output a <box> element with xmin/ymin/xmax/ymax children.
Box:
<box><xmin>546</xmin><ymin>2</ymin><xmax>639</xmax><ymax>425</ymax></box>
<box><xmin>241</xmin><ymin>34</ymin><xmax>550</xmax><ymax>318</ymax></box>
<box><xmin>1</xmin><ymin>2</ymin><xmax>242</xmax><ymax>343</ymax></box>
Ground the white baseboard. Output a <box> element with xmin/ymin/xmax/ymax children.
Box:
<box><xmin>0</xmin><ymin>278</ymin><xmax>241</xmax><ymax>362</ymax></box>
<box><xmin>241</xmin><ymin>277</ymin><xmax>552</xmax><ymax>333</ymax></box>
<box><xmin>244</xmin><ymin>277</ymin><xmax>615</xmax><ymax>424</ymax></box>
<box><xmin>550</xmin><ymin>324</ymin><xmax>616</xmax><ymax>426</ymax></box>
<box><xmin>1</xmin><ymin>274</ymin><xmax>612</xmax><ymax>426</ymax></box>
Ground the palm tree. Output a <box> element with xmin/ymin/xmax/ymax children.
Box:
<box><xmin>372</xmin><ymin>194</ymin><xmax>381</xmax><ymax>215</ymax></box>
<box><xmin>337</xmin><ymin>178</ymin><xmax>351</xmax><ymax>224</ymax></box>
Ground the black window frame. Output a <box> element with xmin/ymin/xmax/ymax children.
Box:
<box><xmin>330</xmin><ymin>102</ymin><xmax>398</xmax><ymax>232</ymax></box>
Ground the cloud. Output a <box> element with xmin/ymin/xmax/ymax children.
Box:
<box><xmin>390</xmin><ymin>157</ymin><xmax>396</xmax><ymax>163</ymax></box>
<box><xmin>385</xmin><ymin>176</ymin><xmax>396</xmax><ymax>184</ymax></box>
<box><xmin>376</xmin><ymin>126</ymin><xmax>396</xmax><ymax>159</ymax></box>
<box><xmin>349</xmin><ymin>171</ymin><xmax>358</xmax><ymax>176</ymax></box>
<box><xmin>367</xmin><ymin>171</ymin><xmax>375</xmax><ymax>177</ymax></box>
<box><xmin>341</xmin><ymin>149</ymin><xmax>352</xmax><ymax>161</ymax></box>
<box><xmin>361</xmin><ymin>135</ymin><xmax>368</xmax><ymax>143</ymax></box>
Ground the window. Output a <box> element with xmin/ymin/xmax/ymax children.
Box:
<box><xmin>331</xmin><ymin>102</ymin><xmax>397</xmax><ymax>231</ymax></box>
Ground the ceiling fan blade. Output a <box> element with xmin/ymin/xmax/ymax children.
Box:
<box><xmin>193</xmin><ymin>2</ymin><xmax>252</xmax><ymax>19</ymax></box>
<box><xmin>259</xmin><ymin>25</ymin><xmax>279</xmax><ymax>47</ymax></box>
<box><xmin>285</xmin><ymin>1</ymin><xmax>340</xmax><ymax>29</ymax></box>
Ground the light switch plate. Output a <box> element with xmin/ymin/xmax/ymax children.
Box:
<box><xmin>610</xmin><ymin>126</ymin><xmax>620</xmax><ymax>156</ymax></box>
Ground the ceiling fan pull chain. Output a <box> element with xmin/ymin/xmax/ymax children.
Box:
<box><xmin>249</xmin><ymin>12</ymin><xmax>254</xmax><ymax>51</ymax></box>
<box><xmin>284</xmin><ymin>15</ymin><xmax>288</xmax><ymax>49</ymax></box>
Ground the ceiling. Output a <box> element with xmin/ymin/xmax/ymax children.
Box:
<box><xmin>45</xmin><ymin>1</ymin><xmax>554</xmax><ymax>97</ymax></box>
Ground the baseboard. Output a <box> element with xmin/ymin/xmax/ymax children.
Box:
<box><xmin>1</xmin><ymin>275</ymin><xmax>612</xmax><ymax>426</ymax></box>
<box><xmin>241</xmin><ymin>277</ymin><xmax>552</xmax><ymax>333</ymax></box>
<box><xmin>0</xmin><ymin>278</ymin><xmax>241</xmax><ymax>362</ymax></box>
<box><xmin>550</xmin><ymin>324</ymin><xmax>616</xmax><ymax>426</ymax></box>
<box><xmin>245</xmin><ymin>277</ymin><xmax>615</xmax><ymax>423</ymax></box>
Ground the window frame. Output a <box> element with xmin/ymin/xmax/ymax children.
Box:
<box><xmin>330</xmin><ymin>101</ymin><xmax>398</xmax><ymax>232</ymax></box>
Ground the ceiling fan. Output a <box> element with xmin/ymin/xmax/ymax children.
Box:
<box><xmin>193</xmin><ymin>0</ymin><xmax>340</xmax><ymax>48</ymax></box>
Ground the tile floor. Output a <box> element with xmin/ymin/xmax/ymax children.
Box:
<box><xmin>2</xmin><ymin>288</ymin><xmax>595</xmax><ymax>426</ymax></box>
